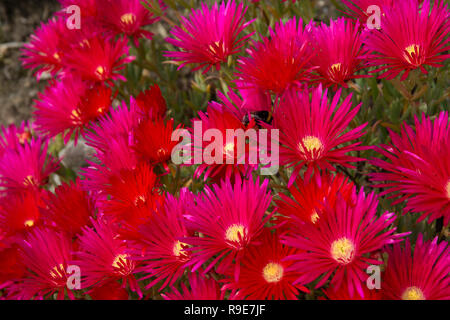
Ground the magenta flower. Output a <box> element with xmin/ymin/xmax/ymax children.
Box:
<box><xmin>162</xmin><ymin>272</ymin><xmax>221</xmax><ymax>300</ymax></box>
<box><xmin>74</xmin><ymin>218</ymin><xmax>141</xmax><ymax>297</ymax></box>
<box><xmin>21</xmin><ymin>18</ymin><xmax>67</xmax><ymax>80</ymax></box>
<box><xmin>282</xmin><ymin>188</ymin><xmax>408</xmax><ymax>298</ymax></box>
<box><xmin>236</xmin><ymin>18</ymin><xmax>314</xmax><ymax>95</ymax></box>
<box><xmin>34</xmin><ymin>76</ymin><xmax>112</xmax><ymax>143</ymax></box>
<box><xmin>99</xmin><ymin>0</ymin><xmax>159</xmax><ymax>46</ymax></box>
<box><xmin>10</xmin><ymin>228</ymin><xmax>75</xmax><ymax>300</ymax></box>
<box><xmin>363</xmin><ymin>0</ymin><xmax>450</xmax><ymax>80</ymax></box>
<box><xmin>63</xmin><ymin>35</ymin><xmax>135</xmax><ymax>83</ymax></box>
<box><xmin>309</xmin><ymin>18</ymin><xmax>368</xmax><ymax>88</ymax></box>
<box><xmin>183</xmin><ymin>177</ymin><xmax>272</xmax><ymax>279</ymax></box>
<box><xmin>0</xmin><ymin>138</ymin><xmax>59</xmax><ymax>196</ymax></box>
<box><xmin>371</xmin><ymin>111</ymin><xmax>450</xmax><ymax>225</ymax></box>
<box><xmin>382</xmin><ymin>234</ymin><xmax>450</xmax><ymax>300</ymax></box>
<box><xmin>131</xmin><ymin>192</ymin><xmax>192</xmax><ymax>291</ymax></box>
<box><xmin>270</xmin><ymin>86</ymin><xmax>366</xmax><ymax>185</ymax></box>
<box><xmin>165</xmin><ymin>0</ymin><xmax>254</xmax><ymax>73</ymax></box>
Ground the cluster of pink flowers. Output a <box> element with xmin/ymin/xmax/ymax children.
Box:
<box><xmin>0</xmin><ymin>0</ymin><xmax>449</xmax><ymax>300</ymax></box>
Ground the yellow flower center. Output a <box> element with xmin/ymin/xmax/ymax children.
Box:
<box><xmin>445</xmin><ymin>180</ymin><xmax>450</xmax><ymax>200</ymax></box>
<box><xmin>402</xmin><ymin>286</ymin><xmax>425</xmax><ymax>300</ymax></box>
<box><xmin>95</xmin><ymin>66</ymin><xmax>107</xmax><ymax>80</ymax></box>
<box><xmin>70</xmin><ymin>108</ymin><xmax>82</xmax><ymax>125</ymax></box>
<box><xmin>225</xmin><ymin>224</ymin><xmax>246</xmax><ymax>243</ymax></box>
<box><xmin>173</xmin><ymin>240</ymin><xmax>187</xmax><ymax>257</ymax></box>
<box><xmin>53</xmin><ymin>52</ymin><xmax>61</xmax><ymax>61</ymax></box>
<box><xmin>262</xmin><ymin>262</ymin><xmax>284</xmax><ymax>283</ymax></box>
<box><xmin>120</xmin><ymin>13</ymin><xmax>137</xmax><ymax>25</ymax></box>
<box><xmin>112</xmin><ymin>253</ymin><xmax>129</xmax><ymax>269</ymax></box>
<box><xmin>134</xmin><ymin>195</ymin><xmax>147</xmax><ymax>206</ymax></box>
<box><xmin>298</xmin><ymin>136</ymin><xmax>323</xmax><ymax>156</ymax></box>
<box><xmin>208</xmin><ymin>41</ymin><xmax>225</xmax><ymax>56</ymax></box>
<box><xmin>404</xmin><ymin>44</ymin><xmax>420</xmax><ymax>65</ymax></box>
<box><xmin>330</xmin><ymin>237</ymin><xmax>355</xmax><ymax>264</ymax></box>
<box><xmin>310</xmin><ymin>210</ymin><xmax>320</xmax><ymax>224</ymax></box>
<box><xmin>49</xmin><ymin>264</ymin><xmax>65</xmax><ymax>280</ymax></box>
<box><xmin>330</xmin><ymin>63</ymin><xmax>342</xmax><ymax>73</ymax></box>
<box><xmin>24</xmin><ymin>220</ymin><xmax>35</xmax><ymax>228</ymax></box>
<box><xmin>23</xmin><ymin>175</ymin><xmax>36</xmax><ymax>187</ymax></box>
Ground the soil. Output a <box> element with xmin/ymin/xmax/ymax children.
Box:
<box><xmin>0</xmin><ymin>0</ymin><xmax>59</xmax><ymax>126</ymax></box>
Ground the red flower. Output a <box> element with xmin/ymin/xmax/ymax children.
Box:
<box><xmin>136</xmin><ymin>84</ymin><xmax>167</xmax><ymax>120</ymax></box>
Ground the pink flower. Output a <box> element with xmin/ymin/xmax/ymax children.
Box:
<box><xmin>282</xmin><ymin>188</ymin><xmax>408</xmax><ymax>298</ymax></box>
<box><xmin>162</xmin><ymin>272</ymin><xmax>221</xmax><ymax>300</ymax></box>
<box><xmin>165</xmin><ymin>0</ymin><xmax>254</xmax><ymax>73</ymax></box>
<box><xmin>382</xmin><ymin>234</ymin><xmax>450</xmax><ymax>300</ymax></box>
<box><xmin>371</xmin><ymin>111</ymin><xmax>450</xmax><ymax>225</ymax></box>
<box><xmin>269</xmin><ymin>86</ymin><xmax>366</xmax><ymax>185</ymax></box>
<box><xmin>309</xmin><ymin>18</ymin><xmax>368</xmax><ymax>88</ymax></box>
<box><xmin>236</xmin><ymin>18</ymin><xmax>314</xmax><ymax>95</ymax></box>
<box><xmin>363</xmin><ymin>0</ymin><xmax>450</xmax><ymax>80</ymax></box>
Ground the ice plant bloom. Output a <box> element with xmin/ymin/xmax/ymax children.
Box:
<box><xmin>309</xmin><ymin>18</ymin><xmax>368</xmax><ymax>88</ymax></box>
<box><xmin>11</xmin><ymin>228</ymin><xmax>75</xmax><ymax>300</ymax></box>
<box><xmin>0</xmin><ymin>138</ymin><xmax>59</xmax><ymax>195</ymax></box>
<box><xmin>131</xmin><ymin>193</ymin><xmax>191</xmax><ymax>291</ymax></box>
<box><xmin>371</xmin><ymin>111</ymin><xmax>450</xmax><ymax>225</ymax></box>
<box><xmin>184</xmin><ymin>177</ymin><xmax>272</xmax><ymax>278</ymax></box>
<box><xmin>222</xmin><ymin>232</ymin><xmax>309</xmax><ymax>300</ymax></box>
<box><xmin>162</xmin><ymin>272</ymin><xmax>221</xmax><ymax>300</ymax></box>
<box><xmin>34</xmin><ymin>76</ymin><xmax>112</xmax><ymax>143</ymax></box>
<box><xmin>382</xmin><ymin>235</ymin><xmax>450</xmax><ymax>300</ymax></box>
<box><xmin>99</xmin><ymin>0</ymin><xmax>158</xmax><ymax>46</ymax></box>
<box><xmin>42</xmin><ymin>180</ymin><xmax>94</xmax><ymax>237</ymax></box>
<box><xmin>189</xmin><ymin>104</ymin><xmax>258</xmax><ymax>182</ymax></box>
<box><xmin>133</xmin><ymin>118</ymin><xmax>181</xmax><ymax>170</ymax></box>
<box><xmin>63</xmin><ymin>35</ymin><xmax>134</xmax><ymax>83</ymax></box>
<box><xmin>135</xmin><ymin>84</ymin><xmax>167</xmax><ymax>120</ymax></box>
<box><xmin>282</xmin><ymin>188</ymin><xmax>407</xmax><ymax>298</ymax></box>
<box><xmin>270</xmin><ymin>86</ymin><xmax>366</xmax><ymax>185</ymax></box>
<box><xmin>236</xmin><ymin>18</ymin><xmax>314</xmax><ymax>95</ymax></box>
<box><xmin>275</xmin><ymin>172</ymin><xmax>354</xmax><ymax>228</ymax></box>
<box><xmin>0</xmin><ymin>191</ymin><xmax>41</xmax><ymax>238</ymax></box>
<box><xmin>74</xmin><ymin>218</ymin><xmax>141</xmax><ymax>297</ymax></box>
<box><xmin>165</xmin><ymin>0</ymin><xmax>254</xmax><ymax>73</ymax></box>
<box><xmin>363</xmin><ymin>0</ymin><xmax>450</xmax><ymax>80</ymax></box>
<box><xmin>21</xmin><ymin>18</ymin><xmax>67</xmax><ymax>80</ymax></box>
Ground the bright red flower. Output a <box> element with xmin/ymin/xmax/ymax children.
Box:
<box><xmin>382</xmin><ymin>234</ymin><xmax>450</xmax><ymax>300</ymax></box>
<box><xmin>21</xmin><ymin>18</ymin><xmax>67</xmax><ymax>80</ymax></box>
<box><xmin>189</xmin><ymin>104</ymin><xmax>258</xmax><ymax>182</ymax></box>
<box><xmin>270</xmin><ymin>86</ymin><xmax>366</xmax><ymax>185</ymax></box>
<box><xmin>275</xmin><ymin>172</ymin><xmax>354</xmax><ymax>228</ymax></box>
<box><xmin>162</xmin><ymin>272</ymin><xmax>221</xmax><ymax>300</ymax></box>
<box><xmin>309</xmin><ymin>18</ymin><xmax>368</xmax><ymax>88</ymax></box>
<box><xmin>34</xmin><ymin>76</ymin><xmax>112</xmax><ymax>143</ymax></box>
<box><xmin>370</xmin><ymin>111</ymin><xmax>450</xmax><ymax>225</ymax></box>
<box><xmin>63</xmin><ymin>35</ymin><xmax>134</xmax><ymax>83</ymax></box>
<box><xmin>165</xmin><ymin>0</ymin><xmax>254</xmax><ymax>73</ymax></box>
<box><xmin>10</xmin><ymin>228</ymin><xmax>75</xmax><ymax>300</ymax></box>
<box><xmin>184</xmin><ymin>177</ymin><xmax>272</xmax><ymax>278</ymax></box>
<box><xmin>222</xmin><ymin>231</ymin><xmax>309</xmax><ymax>300</ymax></box>
<box><xmin>131</xmin><ymin>192</ymin><xmax>191</xmax><ymax>291</ymax></box>
<box><xmin>74</xmin><ymin>218</ymin><xmax>141</xmax><ymax>297</ymax></box>
<box><xmin>363</xmin><ymin>0</ymin><xmax>450</xmax><ymax>80</ymax></box>
<box><xmin>133</xmin><ymin>118</ymin><xmax>181</xmax><ymax>169</ymax></box>
<box><xmin>0</xmin><ymin>138</ymin><xmax>59</xmax><ymax>195</ymax></box>
<box><xmin>282</xmin><ymin>188</ymin><xmax>408</xmax><ymax>298</ymax></box>
<box><xmin>0</xmin><ymin>191</ymin><xmax>42</xmax><ymax>238</ymax></box>
<box><xmin>99</xmin><ymin>0</ymin><xmax>159</xmax><ymax>46</ymax></box>
<box><xmin>89</xmin><ymin>280</ymin><xmax>129</xmax><ymax>300</ymax></box>
<box><xmin>0</xmin><ymin>245</ymin><xmax>27</xmax><ymax>291</ymax></box>
<box><xmin>236</xmin><ymin>18</ymin><xmax>314</xmax><ymax>95</ymax></box>
<box><xmin>42</xmin><ymin>179</ymin><xmax>94</xmax><ymax>237</ymax></box>
<box><xmin>136</xmin><ymin>84</ymin><xmax>167</xmax><ymax>120</ymax></box>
